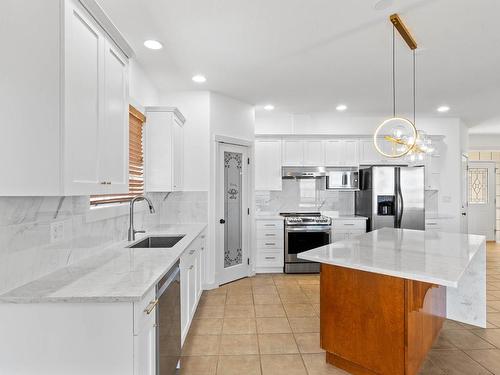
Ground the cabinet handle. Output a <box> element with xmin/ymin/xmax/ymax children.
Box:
<box><xmin>263</xmin><ymin>224</ymin><xmax>275</xmax><ymax>227</ymax></box>
<box><xmin>100</xmin><ymin>182</ymin><xmax>107</xmax><ymax>185</ymax></box>
<box><xmin>144</xmin><ymin>299</ymin><xmax>159</xmax><ymax>315</ymax></box>
<box><xmin>107</xmin><ymin>181</ymin><xmax>112</xmax><ymax>185</ymax></box>
<box><xmin>265</xmin><ymin>256</ymin><xmax>276</xmax><ymax>260</ymax></box>
<box><xmin>343</xmin><ymin>223</ymin><xmax>355</xmax><ymax>226</ymax></box>
<box><xmin>265</xmin><ymin>243</ymin><xmax>276</xmax><ymax>246</ymax></box>
<box><xmin>265</xmin><ymin>234</ymin><xmax>276</xmax><ymax>237</ymax></box>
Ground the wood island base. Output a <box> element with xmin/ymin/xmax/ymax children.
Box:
<box><xmin>320</xmin><ymin>264</ymin><xmax>446</xmax><ymax>375</ymax></box>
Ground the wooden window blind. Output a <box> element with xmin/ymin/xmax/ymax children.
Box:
<box><xmin>90</xmin><ymin>105</ymin><xmax>146</xmax><ymax>205</ymax></box>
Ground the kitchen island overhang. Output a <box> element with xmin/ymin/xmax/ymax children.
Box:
<box><xmin>298</xmin><ymin>228</ymin><xmax>486</xmax><ymax>375</ymax></box>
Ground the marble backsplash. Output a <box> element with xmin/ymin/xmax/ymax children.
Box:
<box><xmin>256</xmin><ymin>179</ymin><xmax>355</xmax><ymax>214</ymax></box>
<box><xmin>0</xmin><ymin>192</ymin><xmax>208</xmax><ymax>295</ymax></box>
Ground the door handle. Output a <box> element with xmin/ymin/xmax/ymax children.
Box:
<box><xmin>220</xmin><ymin>219</ymin><xmax>226</xmax><ymax>224</ymax></box>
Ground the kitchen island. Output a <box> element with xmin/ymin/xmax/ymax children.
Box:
<box><xmin>298</xmin><ymin>228</ymin><xmax>486</xmax><ymax>375</ymax></box>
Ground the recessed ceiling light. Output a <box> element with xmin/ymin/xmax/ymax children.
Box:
<box><xmin>264</xmin><ymin>104</ymin><xmax>275</xmax><ymax>111</ymax></box>
<box><xmin>437</xmin><ymin>105</ymin><xmax>450</xmax><ymax>113</ymax></box>
<box><xmin>192</xmin><ymin>75</ymin><xmax>207</xmax><ymax>83</ymax></box>
<box><xmin>336</xmin><ymin>104</ymin><xmax>348</xmax><ymax>112</ymax></box>
<box><xmin>143</xmin><ymin>40</ymin><xmax>163</xmax><ymax>50</ymax></box>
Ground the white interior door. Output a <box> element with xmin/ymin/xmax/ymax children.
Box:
<box><xmin>468</xmin><ymin>161</ymin><xmax>495</xmax><ymax>240</ymax></box>
<box><xmin>217</xmin><ymin>143</ymin><xmax>249</xmax><ymax>284</ymax></box>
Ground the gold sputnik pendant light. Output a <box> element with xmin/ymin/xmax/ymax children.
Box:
<box><xmin>374</xmin><ymin>14</ymin><xmax>418</xmax><ymax>159</ymax></box>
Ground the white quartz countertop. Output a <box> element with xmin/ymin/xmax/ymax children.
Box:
<box><xmin>298</xmin><ymin>228</ymin><xmax>485</xmax><ymax>287</ymax></box>
<box><xmin>0</xmin><ymin>224</ymin><xmax>206</xmax><ymax>304</ymax></box>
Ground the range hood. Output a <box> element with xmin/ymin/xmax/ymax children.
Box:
<box><xmin>282</xmin><ymin>166</ymin><xmax>326</xmax><ymax>179</ymax></box>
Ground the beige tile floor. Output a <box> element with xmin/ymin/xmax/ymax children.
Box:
<box><xmin>181</xmin><ymin>242</ymin><xmax>500</xmax><ymax>374</ymax></box>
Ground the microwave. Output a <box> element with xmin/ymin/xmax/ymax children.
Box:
<box><xmin>325</xmin><ymin>167</ymin><xmax>359</xmax><ymax>190</ymax></box>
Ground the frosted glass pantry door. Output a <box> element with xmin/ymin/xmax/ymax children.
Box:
<box><xmin>217</xmin><ymin>143</ymin><xmax>249</xmax><ymax>284</ymax></box>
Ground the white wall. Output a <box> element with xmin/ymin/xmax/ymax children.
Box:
<box><xmin>256</xmin><ymin>112</ymin><xmax>466</xmax><ymax>232</ymax></box>
<box><xmin>161</xmin><ymin>91</ymin><xmax>211</xmax><ymax>191</ymax></box>
<box><xmin>469</xmin><ymin>134</ymin><xmax>500</xmax><ymax>150</ymax></box>
<box><xmin>129</xmin><ymin>60</ymin><xmax>159</xmax><ymax>109</ymax></box>
<box><xmin>210</xmin><ymin>93</ymin><xmax>255</xmax><ymax>141</ymax></box>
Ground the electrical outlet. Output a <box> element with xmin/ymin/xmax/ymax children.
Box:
<box><xmin>50</xmin><ymin>221</ymin><xmax>65</xmax><ymax>243</ymax></box>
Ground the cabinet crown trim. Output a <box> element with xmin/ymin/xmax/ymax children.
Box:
<box><xmin>145</xmin><ymin>106</ymin><xmax>186</xmax><ymax>124</ymax></box>
<box><xmin>79</xmin><ymin>0</ymin><xmax>135</xmax><ymax>58</ymax></box>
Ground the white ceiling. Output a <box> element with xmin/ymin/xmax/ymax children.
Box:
<box><xmin>98</xmin><ymin>0</ymin><xmax>500</xmax><ymax>133</ymax></box>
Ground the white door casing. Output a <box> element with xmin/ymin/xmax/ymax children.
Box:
<box><xmin>468</xmin><ymin>161</ymin><xmax>495</xmax><ymax>240</ymax></box>
<box><xmin>217</xmin><ymin>143</ymin><xmax>250</xmax><ymax>284</ymax></box>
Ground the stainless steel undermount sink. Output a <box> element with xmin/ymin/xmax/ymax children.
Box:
<box><xmin>128</xmin><ymin>235</ymin><xmax>185</xmax><ymax>248</ymax></box>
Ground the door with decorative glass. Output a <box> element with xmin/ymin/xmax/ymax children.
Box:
<box><xmin>468</xmin><ymin>161</ymin><xmax>495</xmax><ymax>240</ymax></box>
<box><xmin>217</xmin><ymin>143</ymin><xmax>249</xmax><ymax>284</ymax></box>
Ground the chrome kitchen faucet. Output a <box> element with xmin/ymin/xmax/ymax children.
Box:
<box><xmin>128</xmin><ymin>196</ymin><xmax>156</xmax><ymax>241</ymax></box>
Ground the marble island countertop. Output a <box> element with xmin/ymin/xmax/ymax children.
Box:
<box><xmin>299</xmin><ymin>227</ymin><xmax>487</xmax><ymax>327</ymax></box>
<box><xmin>298</xmin><ymin>227</ymin><xmax>484</xmax><ymax>287</ymax></box>
<box><xmin>0</xmin><ymin>224</ymin><xmax>206</xmax><ymax>304</ymax></box>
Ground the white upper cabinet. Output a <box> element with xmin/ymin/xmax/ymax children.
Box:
<box><xmin>64</xmin><ymin>3</ymin><xmax>103</xmax><ymax>195</ymax></box>
<box><xmin>303</xmin><ymin>140</ymin><xmax>324</xmax><ymax>166</ymax></box>
<box><xmin>255</xmin><ymin>140</ymin><xmax>282</xmax><ymax>191</ymax></box>
<box><xmin>324</xmin><ymin>140</ymin><xmax>359</xmax><ymax>166</ymax></box>
<box><xmin>282</xmin><ymin>140</ymin><xmax>304</xmax><ymax>166</ymax></box>
<box><xmin>1</xmin><ymin>0</ymin><xmax>130</xmax><ymax>196</ymax></box>
<box><xmin>359</xmin><ymin>139</ymin><xmax>385</xmax><ymax>164</ymax></box>
<box><xmin>282</xmin><ymin>139</ymin><xmax>324</xmax><ymax>166</ymax></box>
<box><xmin>100</xmin><ymin>40</ymin><xmax>129</xmax><ymax>194</ymax></box>
<box><xmin>144</xmin><ymin>108</ymin><xmax>185</xmax><ymax>192</ymax></box>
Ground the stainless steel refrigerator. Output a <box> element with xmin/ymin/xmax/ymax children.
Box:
<box><xmin>355</xmin><ymin>166</ymin><xmax>425</xmax><ymax>231</ymax></box>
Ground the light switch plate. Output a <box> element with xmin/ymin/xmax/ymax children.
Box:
<box><xmin>50</xmin><ymin>221</ymin><xmax>65</xmax><ymax>243</ymax></box>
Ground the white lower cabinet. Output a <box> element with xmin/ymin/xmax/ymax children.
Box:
<box><xmin>331</xmin><ymin>219</ymin><xmax>367</xmax><ymax>242</ymax></box>
<box><xmin>255</xmin><ymin>219</ymin><xmax>284</xmax><ymax>273</ymax></box>
<box><xmin>425</xmin><ymin>219</ymin><xmax>442</xmax><ymax>232</ymax></box>
<box><xmin>134</xmin><ymin>287</ymin><xmax>157</xmax><ymax>375</ymax></box>
<box><xmin>180</xmin><ymin>231</ymin><xmax>206</xmax><ymax>344</ymax></box>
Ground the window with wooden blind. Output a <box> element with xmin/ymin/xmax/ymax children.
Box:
<box><xmin>90</xmin><ymin>105</ymin><xmax>146</xmax><ymax>205</ymax></box>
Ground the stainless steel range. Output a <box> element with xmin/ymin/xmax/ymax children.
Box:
<box><xmin>281</xmin><ymin>212</ymin><xmax>332</xmax><ymax>274</ymax></box>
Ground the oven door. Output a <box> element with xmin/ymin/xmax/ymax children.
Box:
<box><xmin>285</xmin><ymin>226</ymin><xmax>331</xmax><ymax>263</ymax></box>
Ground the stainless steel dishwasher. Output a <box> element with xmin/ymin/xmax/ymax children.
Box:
<box><xmin>156</xmin><ymin>261</ymin><xmax>181</xmax><ymax>375</ymax></box>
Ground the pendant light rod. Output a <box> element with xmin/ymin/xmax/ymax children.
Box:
<box><xmin>390</xmin><ymin>13</ymin><xmax>418</xmax><ymax>50</ymax></box>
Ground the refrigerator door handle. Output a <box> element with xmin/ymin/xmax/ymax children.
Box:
<box><xmin>395</xmin><ymin>168</ymin><xmax>403</xmax><ymax>228</ymax></box>
<box><xmin>396</xmin><ymin>187</ymin><xmax>404</xmax><ymax>228</ymax></box>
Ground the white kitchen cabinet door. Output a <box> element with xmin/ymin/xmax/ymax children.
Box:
<box><xmin>359</xmin><ymin>139</ymin><xmax>382</xmax><ymax>164</ymax></box>
<box><xmin>188</xmin><ymin>263</ymin><xmax>197</xmax><ymax>319</ymax></box>
<box><xmin>304</xmin><ymin>140</ymin><xmax>324</xmax><ymax>166</ymax></box>
<box><xmin>195</xmin><ymin>250</ymin><xmax>203</xmax><ymax>301</ymax></box>
<box><xmin>324</xmin><ymin>140</ymin><xmax>343</xmax><ymax>166</ymax></box>
<box><xmin>332</xmin><ymin>231</ymin><xmax>350</xmax><ymax>243</ymax></box>
<box><xmin>134</xmin><ymin>317</ymin><xmax>156</xmax><ymax>375</ymax></box>
<box><xmin>63</xmin><ymin>1</ymin><xmax>103</xmax><ymax>195</ymax></box>
<box><xmin>145</xmin><ymin>109</ymin><xmax>185</xmax><ymax>192</ymax></box>
<box><xmin>343</xmin><ymin>140</ymin><xmax>359</xmax><ymax>166</ymax></box>
<box><xmin>173</xmin><ymin>118</ymin><xmax>184</xmax><ymax>191</ymax></box>
<box><xmin>180</xmin><ymin>264</ymin><xmax>190</xmax><ymax>341</ymax></box>
<box><xmin>255</xmin><ymin>140</ymin><xmax>282</xmax><ymax>190</ymax></box>
<box><xmin>100</xmin><ymin>40</ymin><xmax>129</xmax><ymax>194</ymax></box>
<box><xmin>425</xmin><ymin>156</ymin><xmax>441</xmax><ymax>190</ymax></box>
<box><xmin>282</xmin><ymin>140</ymin><xmax>304</xmax><ymax>166</ymax></box>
